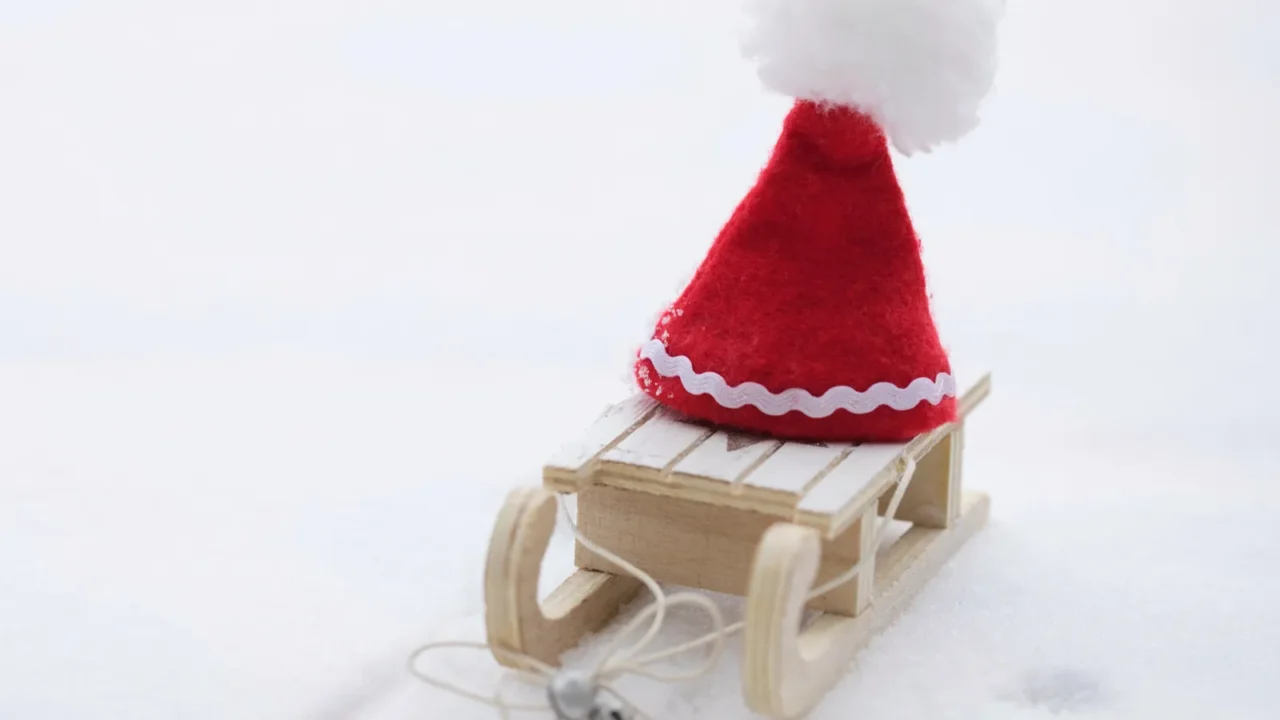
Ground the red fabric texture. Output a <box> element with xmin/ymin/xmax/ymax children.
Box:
<box><xmin>634</xmin><ymin>100</ymin><xmax>956</xmax><ymax>442</ymax></box>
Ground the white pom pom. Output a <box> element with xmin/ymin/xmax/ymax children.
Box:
<box><xmin>741</xmin><ymin>0</ymin><xmax>1006</xmax><ymax>155</ymax></box>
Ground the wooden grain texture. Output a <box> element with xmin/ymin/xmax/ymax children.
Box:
<box><xmin>797</xmin><ymin>442</ymin><xmax>904</xmax><ymax>517</ymax></box>
<box><xmin>671</xmin><ymin>429</ymin><xmax>782</xmax><ymax>488</ymax></box>
<box><xmin>598</xmin><ymin>407</ymin><xmax>713</xmax><ymax>480</ymax></box>
<box><xmin>543</xmin><ymin>395</ymin><xmax>658</xmax><ymax>487</ymax></box>
<box><xmin>575</xmin><ymin>484</ymin><xmax>871</xmax><ymax>615</ymax></box>
<box><xmin>741</xmin><ymin>442</ymin><xmax>852</xmax><ymax>496</ymax></box>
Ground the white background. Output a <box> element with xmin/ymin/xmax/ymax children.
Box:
<box><xmin>2</xmin><ymin>1</ymin><xmax>1277</xmax><ymax>718</ymax></box>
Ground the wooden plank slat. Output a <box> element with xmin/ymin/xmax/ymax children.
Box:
<box><xmin>544</xmin><ymin>395</ymin><xmax>659</xmax><ymax>473</ymax></box>
<box><xmin>671</xmin><ymin>430</ymin><xmax>782</xmax><ymax>485</ymax></box>
<box><xmin>599</xmin><ymin>408</ymin><xmax>713</xmax><ymax>475</ymax></box>
<box><xmin>797</xmin><ymin>442</ymin><xmax>906</xmax><ymax>517</ymax></box>
<box><xmin>740</xmin><ymin>442</ymin><xmax>852</xmax><ymax>497</ymax></box>
<box><xmin>958</xmin><ymin>372</ymin><xmax>991</xmax><ymax>418</ymax></box>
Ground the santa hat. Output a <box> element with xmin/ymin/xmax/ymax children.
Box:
<box><xmin>633</xmin><ymin>0</ymin><xmax>1004</xmax><ymax>443</ymax></box>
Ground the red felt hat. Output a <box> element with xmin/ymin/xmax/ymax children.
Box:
<box><xmin>632</xmin><ymin>0</ymin><xmax>1004</xmax><ymax>443</ymax></box>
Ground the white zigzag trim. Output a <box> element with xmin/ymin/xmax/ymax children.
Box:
<box><xmin>638</xmin><ymin>338</ymin><xmax>956</xmax><ymax>418</ymax></box>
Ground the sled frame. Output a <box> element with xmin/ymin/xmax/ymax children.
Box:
<box><xmin>483</xmin><ymin>371</ymin><xmax>991</xmax><ymax>718</ymax></box>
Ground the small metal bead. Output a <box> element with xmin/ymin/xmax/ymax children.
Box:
<box><xmin>547</xmin><ymin>670</ymin><xmax>599</xmax><ymax>720</ymax></box>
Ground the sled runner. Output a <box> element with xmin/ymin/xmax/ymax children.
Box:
<box><xmin>483</xmin><ymin>371</ymin><xmax>991</xmax><ymax>719</ymax></box>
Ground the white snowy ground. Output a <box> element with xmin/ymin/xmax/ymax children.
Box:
<box><xmin>2</xmin><ymin>1</ymin><xmax>1278</xmax><ymax>719</ymax></box>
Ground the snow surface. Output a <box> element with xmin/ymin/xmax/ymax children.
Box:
<box><xmin>2</xmin><ymin>1</ymin><xmax>1279</xmax><ymax>719</ymax></box>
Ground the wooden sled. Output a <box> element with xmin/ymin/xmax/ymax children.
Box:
<box><xmin>484</xmin><ymin>372</ymin><xmax>992</xmax><ymax>719</ymax></box>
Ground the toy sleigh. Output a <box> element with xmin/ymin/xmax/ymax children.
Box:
<box><xmin>481</xmin><ymin>369</ymin><xmax>992</xmax><ymax>719</ymax></box>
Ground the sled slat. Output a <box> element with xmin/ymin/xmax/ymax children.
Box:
<box><xmin>797</xmin><ymin>442</ymin><xmax>906</xmax><ymax>520</ymax></box>
<box><xmin>672</xmin><ymin>430</ymin><xmax>782</xmax><ymax>485</ymax></box>
<box><xmin>599</xmin><ymin>408</ymin><xmax>713</xmax><ymax>476</ymax></box>
<box><xmin>545</xmin><ymin>395</ymin><xmax>659</xmax><ymax>473</ymax></box>
<box><xmin>740</xmin><ymin>442</ymin><xmax>853</xmax><ymax>497</ymax></box>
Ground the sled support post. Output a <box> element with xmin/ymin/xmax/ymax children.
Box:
<box><xmin>878</xmin><ymin>373</ymin><xmax>985</xmax><ymax>528</ymax></box>
<box><xmin>883</xmin><ymin>425</ymin><xmax>960</xmax><ymax>528</ymax></box>
<box><xmin>854</xmin><ymin>501</ymin><xmax>877</xmax><ymax>611</ymax></box>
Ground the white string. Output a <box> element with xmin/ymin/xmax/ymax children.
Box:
<box><xmin>407</xmin><ymin>455</ymin><xmax>918</xmax><ymax>718</ymax></box>
<box><xmin>407</xmin><ymin>493</ymin><xmax>727</xmax><ymax>718</ymax></box>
